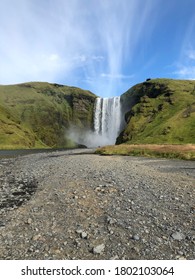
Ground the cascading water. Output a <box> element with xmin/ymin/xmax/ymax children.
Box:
<box><xmin>94</xmin><ymin>96</ymin><xmax>121</xmax><ymax>146</ymax></box>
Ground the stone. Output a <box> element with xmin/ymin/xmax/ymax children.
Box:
<box><xmin>0</xmin><ymin>221</ymin><xmax>5</xmax><ymax>227</ymax></box>
<box><xmin>32</xmin><ymin>234</ymin><xmax>41</xmax><ymax>241</ymax></box>
<box><xmin>76</xmin><ymin>229</ymin><xmax>83</xmax><ymax>234</ymax></box>
<box><xmin>133</xmin><ymin>235</ymin><xmax>140</xmax><ymax>241</ymax></box>
<box><xmin>133</xmin><ymin>247</ymin><xmax>140</xmax><ymax>253</ymax></box>
<box><xmin>177</xmin><ymin>251</ymin><xmax>184</xmax><ymax>255</ymax></box>
<box><xmin>93</xmin><ymin>244</ymin><xmax>105</xmax><ymax>254</ymax></box>
<box><xmin>107</xmin><ymin>216</ymin><xmax>116</xmax><ymax>225</ymax></box>
<box><xmin>81</xmin><ymin>231</ymin><xmax>88</xmax><ymax>239</ymax></box>
<box><xmin>177</xmin><ymin>256</ymin><xmax>187</xmax><ymax>260</ymax></box>
<box><xmin>27</xmin><ymin>218</ymin><xmax>32</xmax><ymax>224</ymax></box>
<box><xmin>110</xmin><ymin>255</ymin><xmax>119</xmax><ymax>260</ymax></box>
<box><xmin>171</xmin><ymin>232</ymin><xmax>185</xmax><ymax>241</ymax></box>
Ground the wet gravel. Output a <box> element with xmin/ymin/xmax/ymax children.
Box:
<box><xmin>0</xmin><ymin>149</ymin><xmax>194</xmax><ymax>260</ymax></box>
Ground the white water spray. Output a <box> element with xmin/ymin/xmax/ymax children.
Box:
<box><xmin>94</xmin><ymin>96</ymin><xmax>121</xmax><ymax>146</ymax></box>
<box><xmin>68</xmin><ymin>96</ymin><xmax>122</xmax><ymax>148</ymax></box>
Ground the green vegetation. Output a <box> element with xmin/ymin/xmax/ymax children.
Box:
<box><xmin>0</xmin><ymin>82</ymin><xmax>96</xmax><ymax>149</ymax></box>
<box><xmin>100</xmin><ymin>79</ymin><xmax>195</xmax><ymax>160</ymax></box>
<box><xmin>118</xmin><ymin>79</ymin><xmax>195</xmax><ymax>145</ymax></box>
<box><xmin>1</xmin><ymin>78</ymin><xmax>195</xmax><ymax>150</ymax></box>
<box><xmin>95</xmin><ymin>144</ymin><xmax>195</xmax><ymax>160</ymax></box>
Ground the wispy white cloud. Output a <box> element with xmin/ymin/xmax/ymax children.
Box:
<box><xmin>174</xmin><ymin>47</ymin><xmax>195</xmax><ymax>80</ymax></box>
<box><xmin>173</xmin><ymin>16</ymin><xmax>195</xmax><ymax>80</ymax></box>
<box><xmin>187</xmin><ymin>49</ymin><xmax>195</xmax><ymax>60</ymax></box>
<box><xmin>174</xmin><ymin>65</ymin><xmax>195</xmax><ymax>80</ymax></box>
<box><xmin>101</xmin><ymin>73</ymin><xmax>134</xmax><ymax>79</ymax></box>
<box><xmin>0</xmin><ymin>0</ymin><xmax>161</xmax><ymax>96</ymax></box>
<box><xmin>174</xmin><ymin>50</ymin><xmax>195</xmax><ymax>79</ymax></box>
<box><xmin>73</xmin><ymin>54</ymin><xmax>105</xmax><ymax>65</ymax></box>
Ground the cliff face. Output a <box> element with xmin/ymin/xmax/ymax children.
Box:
<box><xmin>117</xmin><ymin>79</ymin><xmax>195</xmax><ymax>144</ymax></box>
<box><xmin>0</xmin><ymin>82</ymin><xmax>96</xmax><ymax>149</ymax></box>
<box><xmin>1</xmin><ymin>79</ymin><xmax>195</xmax><ymax>149</ymax></box>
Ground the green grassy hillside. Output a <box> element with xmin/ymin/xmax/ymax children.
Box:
<box><xmin>0</xmin><ymin>82</ymin><xmax>96</xmax><ymax>149</ymax></box>
<box><xmin>1</xmin><ymin>79</ymin><xmax>195</xmax><ymax>149</ymax></box>
<box><xmin>118</xmin><ymin>79</ymin><xmax>195</xmax><ymax>144</ymax></box>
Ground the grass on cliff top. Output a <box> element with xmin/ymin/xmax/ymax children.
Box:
<box><xmin>0</xmin><ymin>82</ymin><xmax>96</xmax><ymax>149</ymax></box>
<box><xmin>120</xmin><ymin>78</ymin><xmax>195</xmax><ymax>145</ymax></box>
<box><xmin>95</xmin><ymin>144</ymin><xmax>195</xmax><ymax>160</ymax></box>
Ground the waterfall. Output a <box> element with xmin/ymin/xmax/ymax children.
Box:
<box><xmin>94</xmin><ymin>96</ymin><xmax>121</xmax><ymax>146</ymax></box>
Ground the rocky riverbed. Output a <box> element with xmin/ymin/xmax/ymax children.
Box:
<box><xmin>0</xmin><ymin>149</ymin><xmax>194</xmax><ymax>260</ymax></box>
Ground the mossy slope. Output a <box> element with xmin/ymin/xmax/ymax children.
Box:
<box><xmin>118</xmin><ymin>79</ymin><xmax>195</xmax><ymax>144</ymax></box>
<box><xmin>0</xmin><ymin>82</ymin><xmax>96</xmax><ymax>149</ymax></box>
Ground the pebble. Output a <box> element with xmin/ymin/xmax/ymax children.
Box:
<box><xmin>107</xmin><ymin>216</ymin><xmax>116</xmax><ymax>225</ymax></box>
<box><xmin>0</xmin><ymin>149</ymin><xmax>194</xmax><ymax>260</ymax></box>
<box><xmin>110</xmin><ymin>255</ymin><xmax>119</xmax><ymax>260</ymax></box>
<box><xmin>177</xmin><ymin>251</ymin><xmax>184</xmax><ymax>255</ymax></box>
<box><xmin>177</xmin><ymin>256</ymin><xmax>187</xmax><ymax>260</ymax></box>
<box><xmin>27</xmin><ymin>218</ymin><xmax>32</xmax><ymax>224</ymax></box>
<box><xmin>93</xmin><ymin>244</ymin><xmax>105</xmax><ymax>254</ymax></box>
<box><xmin>0</xmin><ymin>221</ymin><xmax>5</xmax><ymax>227</ymax></box>
<box><xmin>81</xmin><ymin>232</ymin><xmax>88</xmax><ymax>239</ymax></box>
<box><xmin>171</xmin><ymin>232</ymin><xmax>185</xmax><ymax>241</ymax></box>
<box><xmin>133</xmin><ymin>235</ymin><xmax>140</xmax><ymax>241</ymax></box>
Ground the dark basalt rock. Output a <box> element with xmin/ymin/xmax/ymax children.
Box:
<box><xmin>0</xmin><ymin>176</ymin><xmax>38</xmax><ymax>210</ymax></box>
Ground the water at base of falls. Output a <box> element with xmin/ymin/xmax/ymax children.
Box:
<box><xmin>94</xmin><ymin>96</ymin><xmax>121</xmax><ymax>146</ymax></box>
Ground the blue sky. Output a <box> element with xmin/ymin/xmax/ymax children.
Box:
<box><xmin>0</xmin><ymin>0</ymin><xmax>195</xmax><ymax>97</ymax></box>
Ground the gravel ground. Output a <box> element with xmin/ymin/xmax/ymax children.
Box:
<box><xmin>0</xmin><ymin>149</ymin><xmax>194</xmax><ymax>260</ymax></box>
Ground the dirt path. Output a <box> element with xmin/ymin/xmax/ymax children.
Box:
<box><xmin>0</xmin><ymin>149</ymin><xmax>194</xmax><ymax>259</ymax></box>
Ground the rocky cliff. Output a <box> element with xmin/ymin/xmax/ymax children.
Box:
<box><xmin>118</xmin><ymin>79</ymin><xmax>195</xmax><ymax>144</ymax></box>
<box><xmin>0</xmin><ymin>82</ymin><xmax>96</xmax><ymax>149</ymax></box>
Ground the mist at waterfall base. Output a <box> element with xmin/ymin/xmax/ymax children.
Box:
<box><xmin>67</xmin><ymin>127</ymin><xmax>114</xmax><ymax>148</ymax></box>
<box><xmin>68</xmin><ymin>97</ymin><xmax>123</xmax><ymax>148</ymax></box>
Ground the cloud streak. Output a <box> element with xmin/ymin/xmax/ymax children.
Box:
<box><xmin>173</xmin><ymin>16</ymin><xmax>195</xmax><ymax>80</ymax></box>
<box><xmin>0</xmin><ymin>0</ymin><xmax>161</xmax><ymax>96</ymax></box>
<box><xmin>187</xmin><ymin>50</ymin><xmax>195</xmax><ymax>60</ymax></box>
<box><xmin>101</xmin><ymin>73</ymin><xmax>134</xmax><ymax>79</ymax></box>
